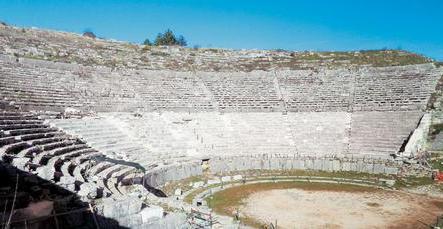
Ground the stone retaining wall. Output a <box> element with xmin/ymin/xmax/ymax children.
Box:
<box><xmin>143</xmin><ymin>161</ymin><xmax>204</xmax><ymax>187</ymax></box>
<box><xmin>142</xmin><ymin>155</ymin><xmax>400</xmax><ymax>188</ymax></box>
<box><xmin>208</xmin><ymin>155</ymin><xmax>400</xmax><ymax>175</ymax></box>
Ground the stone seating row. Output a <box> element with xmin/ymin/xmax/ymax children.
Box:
<box><xmin>349</xmin><ymin>111</ymin><xmax>423</xmax><ymax>154</ymax></box>
<box><xmin>2</xmin><ymin>57</ymin><xmax>440</xmax><ymax>112</ymax></box>
<box><xmin>0</xmin><ymin>111</ymin><xmax>147</xmax><ymax>200</ymax></box>
<box><xmin>104</xmin><ymin>111</ymin><xmax>423</xmax><ymax>159</ymax></box>
<box><xmin>49</xmin><ymin>118</ymin><xmax>154</xmax><ymax>168</ymax></box>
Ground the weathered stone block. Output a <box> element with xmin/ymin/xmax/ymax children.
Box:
<box><xmin>233</xmin><ymin>175</ymin><xmax>243</xmax><ymax>181</ymax></box>
<box><xmin>141</xmin><ymin>205</ymin><xmax>163</xmax><ymax>223</ymax></box>
<box><xmin>207</xmin><ymin>178</ymin><xmax>221</xmax><ymax>185</ymax></box>
<box><xmin>221</xmin><ymin>176</ymin><xmax>231</xmax><ymax>182</ymax></box>
<box><xmin>101</xmin><ymin>196</ymin><xmax>143</xmax><ymax>218</ymax></box>
<box><xmin>192</xmin><ymin>181</ymin><xmax>204</xmax><ymax>188</ymax></box>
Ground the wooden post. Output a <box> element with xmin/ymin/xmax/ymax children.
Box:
<box><xmin>88</xmin><ymin>203</ymin><xmax>100</xmax><ymax>229</ymax></box>
<box><xmin>53</xmin><ymin>210</ymin><xmax>60</xmax><ymax>229</ymax></box>
<box><xmin>6</xmin><ymin>174</ymin><xmax>19</xmax><ymax>229</ymax></box>
<box><xmin>2</xmin><ymin>199</ymin><xmax>8</xmax><ymax>226</ymax></box>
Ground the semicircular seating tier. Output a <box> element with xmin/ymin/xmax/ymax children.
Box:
<box><xmin>1</xmin><ymin>55</ymin><xmax>441</xmax><ymax>113</ymax></box>
<box><xmin>0</xmin><ymin>111</ymin><xmax>153</xmax><ymax>200</ymax></box>
<box><xmin>0</xmin><ymin>55</ymin><xmax>442</xmax><ymax>161</ymax></box>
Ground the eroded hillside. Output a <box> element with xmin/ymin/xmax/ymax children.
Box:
<box><xmin>0</xmin><ymin>23</ymin><xmax>433</xmax><ymax>71</ymax></box>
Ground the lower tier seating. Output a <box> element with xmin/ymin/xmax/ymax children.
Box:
<box><xmin>85</xmin><ymin>111</ymin><xmax>422</xmax><ymax>159</ymax></box>
<box><xmin>0</xmin><ymin>111</ymin><xmax>146</xmax><ymax>200</ymax></box>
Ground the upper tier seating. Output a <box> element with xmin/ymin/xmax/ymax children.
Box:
<box><xmin>353</xmin><ymin>66</ymin><xmax>441</xmax><ymax>111</ymax></box>
<box><xmin>0</xmin><ymin>59</ymin><xmax>83</xmax><ymax>111</ymax></box>
<box><xmin>200</xmin><ymin>72</ymin><xmax>283</xmax><ymax>111</ymax></box>
<box><xmin>1</xmin><ymin>55</ymin><xmax>440</xmax><ymax>113</ymax></box>
<box><xmin>278</xmin><ymin>69</ymin><xmax>353</xmax><ymax>112</ymax></box>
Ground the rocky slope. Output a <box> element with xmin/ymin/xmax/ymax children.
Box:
<box><xmin>0</xmin><ymin>23</ymin><xmax>433</xmax><ymax>72</ymax></box>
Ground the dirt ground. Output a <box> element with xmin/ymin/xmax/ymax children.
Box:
<box><xmin>240</xmin><ymin>188</ymin><xmax>443</xmax><ymax>229</ymax></box>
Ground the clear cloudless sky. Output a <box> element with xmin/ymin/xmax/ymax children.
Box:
<box><xmin>0</xmin><ymin>0</ymin><xmax>442</xmax><ymax>60</ymax></box>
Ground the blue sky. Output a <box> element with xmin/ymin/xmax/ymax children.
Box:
<box><xmin>0</xmin><ymin>0</ymin><xmax>442</xmax><ymax>60</ymax></box>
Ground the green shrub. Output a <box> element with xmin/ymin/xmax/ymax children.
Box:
<box><xmin>143</xmin><ymin>29</ymin><xmax>187</xmax><ymax>46</ymax></box>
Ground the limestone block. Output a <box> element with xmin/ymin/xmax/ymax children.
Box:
<box><xmin>207</xmin><ymin>178</ymin><xmax>221</xmax><ymax>185</ymax></box>
<box><xmin>250</xmin><ymin>159</ymin><xmax>261</xmax><ymax>170</ymax></box>
<box><xmin>233</xmin><ymin>175</ymin><xmax>243</xmax><ymax>181</ymax></box>
<box><xmin>386</xmin><ymin>180</ymin><xmax>395</xmax><ymax>187</ymax></box>
<box><xmin>174</xmin><ymin>188</ymin><xmax>182</xmax><ymax>196</ymax></box>
<box><xmin>278</xmin><ymin>158</ymin><xmax>287</xmax><ymax>170</ymax></box>
<box><xmin>59</xmin><ymin>183</ymin><xmax>76</xmax><ymax>192</ymax></box>
<box><xmin>217</xmin><ymin>160</ymin><xmax>229</xmax><ymax>172</ymax></box>
<box><xmin>384</xmin><ymin>167</ymin><xmax>398</xmax><ymax>175</ymax></box>
<box><xmin>304</xmin><ymin>159</ymin><xmax>314</xmax><ymax>170</ymax></box>
<box><xmin>59</xmin><ymin>176</ymin><xmax>76</xmax><ymax>184</ymax></box>
<box><xmin>230</xmin><ymin>160</ymin><xmax>239</xmax><ymax>171</ymax></box>
<box><xmin>12</xmin><ymin>158</ymin><xmax>29</xmax><ymax>170</ymax></box>
<box><xmin>349</xmin><ymin>162</ymin><xmax>357</xmax><ymax>172</ymax></box>
<box><xmin>221</xmin><ymin>176</ymin><xmax>231</xmax><ymax>182</ymax></box>
<box><xmin>332</xmin><ymin>160</ymin><xmax>341</xmax><ymax>171</ymax></box>
<box><xmin>373</xmin><ymin>164</ymin><xmax>385</xmax><ymax>174</ymax></box>
<box><xmin>191</xmin><ymin>164</ymin><xmax>203</xmax><ymax>176</ymax></box>
<box><xmin>262</xmin><ymin>159</ymin><xmax>271</xmax><ymax>170</ymax></box>
<box><xmin>362</xmin><ymin>163</ymin><xmax>373</xmax><ymax>173</ymax></box>
<box><xmin>174</xmin><ymin>166</ymin><xmax>184</xmax><ymax>181</ymax></box>
<box><xmin>283</xmin><ymin>159</ymin><xmax>292</xmax><ymax>170</ymax></box>
<box><xmin>143</xmin><ymin>212</ymin><xmax>187</xmax><ymax>229</ymax></box>
<box><xmin>233</xmin><ymin>160</ymin><xmax>244</xmax><ymax>171</ymax></box>
<box><xmin>380</xmin><ymin>179</ymin><xmax>396</xmax><ymax>187</ymax></box>
<box><xmin>163</xmin><ymin>168</ymin><xmax>174</xmax><ymax>181</ymax></box>
<box><xmin>192</xmin><ymin>181</ymin><xmax>204</xmax><ymax>188</ymax></box>
<box><xmin>270</xmin><ymin>159</ymin><xmax>280</xmax><ymax>170</ymax></box>
<box><xmin>78</xmin><ymin>183</ymin><xmax>97</xmax><ymax>199</ymax></box>
<box><xmin>293</xmin><ymin>159</ymin><xmax>304</xmax><ymax>170</ymax></box>
<box><xmin>101</xmin><ymin>196</ymin><xmax>143</xmax><ymax>218</ymax></box>
<box><xmin>226</xmin><ymin>160</ymin><xmax>235</xmax><ymax>171</ymax></box>
<box><xmin>210</xmin><ymin>163</ymin><xmax>222</xmax><ymax>174</ymax></box>
<box><xmin>119</xmin><ymin>213</ymin><xmax>143</xmax><ymax>228</ymax></box>
<box><xmin>342</xmin><ymin>162</ymin><xmax>351</xmax><ymax>171</ymax></box>
<box><xmin>171</xmin><ymin>166</ymin><xmax>181</xmax><ymax>181</ymax></box>
<box><xmin>323</xmin><ymin>160</ymin><xmax>333</xmax><ymax>171</ymax></box>
<box><xmin>314</xmin><ymin>159</ymin><xmax>322</xmax><ymax>170</ymax></box>
<box><xmin>356</xmin><ymin>161</ymin><xmax>365</xmax><ymax>172</ymax></box>
<box><xmin>35</xmin><ymin>167</ymin><xmax>54</xmax><ymax>180</ymax></box>
<box><xmin>140</xmin><ymin>205</ymin><xmax>163</xmax><ymax>223</ymax></box>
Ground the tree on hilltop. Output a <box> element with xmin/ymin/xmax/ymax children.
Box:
<box><xmin>143</xmin><ymin>29</ymin><xmax>187</xmax><ymax>46</ymax></box>
<box><xmin>177</xmin><ymin>35</ymin><xmax>187</xmax><ymax>46</ymax></box>
<box><xmin>143</xmin><ymin>38</ymin><xmax>152</xmax><ymax>46</ymax></box>
<box><xmin>154</xmin><ymin>29</ymin><xmax>177</xmax><ymax>46</ymax></box>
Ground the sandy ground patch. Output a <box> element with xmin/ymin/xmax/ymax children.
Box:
<box><xmin>241</xmin><ymin>189</ymin><xmax>443</xmax><ymax>229</ymax></box>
